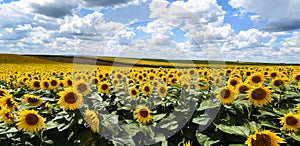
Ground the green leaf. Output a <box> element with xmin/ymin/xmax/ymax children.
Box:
<box><xmin>152</xmin><ymin>114</ymin><xmax>167</xmax><ymax>122</ymax></box>
<box><xmin>197</xmin><ymin>99</ymin><xmax>220</xmax><ymax>111</ymax></box>
<box><xmin>160</xmin><ymin>120</ymin><xmax>178</xmax><ymax>131</ymax></box>
<box><xmin>195</xmin><ymin>130</ymin><xmax>210</xmax><ymax>145</ymax></box>
<box><xmin>204</xmin><ymin>139</ymin><xmax>219</xmax><ymax>146</ymax></box>
<box><xmin>192</xmin><ymin>114</ymin><xmax>211</xmax><ymax>125</ymax></box>
<box><xmin>0</xmin><ymin>127</ymin><xmax>18</xmax><ymax>135</ymax></box>
<box><xmin>288</xmin><ymin>133</ymin><xmax>300</xmax><ymax>141</ymax></box>
<box><xmin>215</xmin><ymin>124</ymin><xmax>250</xmax><ymax>138</ymax></box>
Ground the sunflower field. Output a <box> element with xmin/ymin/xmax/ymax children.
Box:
<box><xmin>1</xmin><ymin>55</ymin><xmax>300</xmax><ymax>146</ymax></box>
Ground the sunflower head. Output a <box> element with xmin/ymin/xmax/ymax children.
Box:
<box><xmin>16</xmin><ymin>110</ymin><xmax>45</xmax><ymax>134</ymax></box>
<box><xmin>0</xmin><ymin>94</ymin><xmax>18</xmax><ymax>110</ymax></box>
<box><xmin>74</xmin><ymin>80</ymin><xmax>90</xmax><ymax>96</ymax></box>
<box><xmin>49</xmin><ymin>78</ymin><xmax>59</xmax><ymax>89</ymax></box>
<box><xmin>247</xmin><ymin>86</ymin><xmax>273</xmax><ymax>107</ymax></box>
<box><xmin>227</xmin><ymin>77</ymin><xmax>240</xmax><ymax>87</ymax></box>
<box><xmin>279</xmin><ymin>111</ymin><xmax>300</xmax><ymax>132</ymax></box>
<box><xmin>23</xmin><ymin>94</ymin><xmax>43</xmax><ymax>106</ymax></box>
<box><xmin>58</xmin><ymin>89</ymin><xmax>83</xmax><ymax>110</ymax></box>
<box><xmin>195</xmin><ymin>78</ymin><xmax>209</xmax><ymax>90</ymax></box>
<box><xmin>0</xmin><ymin>106</ymin><xmax>15</xmax><ymax>125</ymax></box>
<box><xmin>30</xmin><ymin>80</ymin><xmax>41</xmax><ymax>91</ymax></box>
<box><xmin>129</xmin><ymin>87</ymin><xmax>139</xmax><ymax>98</ymax></box>
<box><xmin>247</xmin><ymin>73</ymin><xmax>264</xmax><ymax>85</ymax></box>
<box><xmin>97</xmin><ymin>81</ymin><xmax>111</xmax><ymax>94</ymax></box>
<box><xmin>134</xmin><ymin>106</ymin><xmax>152</xmax><ymax>125</ymax></box>
<box><xmin>236</xmin><ymin>83</ymin><xmax>251</xmax><ymax>94</ymax></box>
<box><xmin>141</xmin><ymin>83</ymin><xmax>152</xmax><ymax>95</ymax></box>
<box><xmin>157</xmin><ymin>84</ymin><xmax>168</xmax><ymax>97</ymax></box>
<box><xmin>245</xmin><ymin>130</ymin><xmax>285</xmax><ymax>146</ymax></box>
<box><xmin>41</xmin><ymin>80</ymin><xmax>50</xmax><ymax>90</ymax></box>
<box><xmin>216</xmin><ymin>86</ymin><xmax>235</xmax><ymax>104</ymax></box>
<box><xmin>271</xmin><ymin>78</ymin><xmax>286</xmax><ymax>87</ymax></box>
<box><xmin>84</xmin><ymin>109</ymin><xmax>99</xmax><ymax>133</ymax></box>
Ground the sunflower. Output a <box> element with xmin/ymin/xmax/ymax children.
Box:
<box><xmin>227</xmin><ymin>77</ymin><xmax>241</xmax><ymax>87</ymax></box>
<box><xmin>30</xmin><ymin>80</ymin><xmax>41</xmax><ymax>91</ymax></box>
<box><xmin>134</xmin><ymin>105</ymin><xmax>152</xmax><ymax>125</ymax></box>
<box><xmin>279</xmin><ymin>111</ymin><xmax>300</xmax><ymax>132</ymax></box>
<box><xmin>0</xmin><ymin>94</ymin><xmax>18</xmax><ymax>110</ymax></box>
<box><xmin>183</xmin><ymin>140</ymin><xmax>191</xmax><ymax>146</ymax></box>
<box><xmin>141</xmin><ymin>83</ymin><xmax>152</xmax><ymax>95</ymax></box>
<box><xmin>195</xmin><ymin>78</ymin><xmax>209</xmax><ymax>90</ymax></box>
<box><xmin>58</xmin><ymin>89</ymin><xmax>83</xmax><ymax>110</ymax></box>
<box><xmin>16</xmin><ymin>110</ymin><xmax>45</xmax><ymax>134</ymax></box>
<box><xmin>292</xmin><ymin>73</ymin><xmax>300</xmax><ymax>81</ymax></box>
<box><xmin>181</xmin><ymin>82</ymin><xmax>190</xmax><ymax>91</ymax></box>
<box><xmin>23</xmin><ymin>94</ymin><xmax>42</xmax><ymax>106</ymax></box>
<box><xmin>129</xmin><ymin>87</ymin><xmax>139</xmax><ymax>98</ymax></box>
<box><xmin>64</xmin><ymin>77</ymin><xmax>73</xmax><ymax>87</ymax></box>
<box><xmin>245</xmin><ymin>130</ymin><xmax>285</xmax><ymax>146</ymax></box>
<box><xmin>49</xmin><ymin>78</ymin><xmax>59</xmax><ymax>89</ymax></box>
<box><xmin>157</xmin><ymin>84</ymin><xmax>168</xmax><ymax>97</ymax></box>
<box><xmin>247</xmin><ymin>73</ymin><xmax>264</xmax><ymax>85</ymax></box>
<box><xmin>40</xmin><ymin>79</ymin><xmax>50</xmax><ymax>90</ymax></box>
<box><xmin>169</xmin><ymin>76</ymin><xmax>180</xmax><ymax>86</ymax></box>
<box><xmin>216</xmin><ymin>86</ymin><xmax>235</xmax><ymax>104</ymax></box>
<box><xmin>0</xmin><ymin>106</ymin><xmax>15</xmax><ymax>125</ymax></box>
<box><xmin>97</xmin><ymin>81</ymin><xmax>111</xmax><ymax>94</ymax></box>
<box><xmin>247</xmin><ymin>86</ymin><xmax>273</xmax><ymax>107</ymax></box>
<box><xmin>271</xmin><ymin>78</ymin><xmax>286</xmax><ymax>88</ymax></box>
<box><xmin>236</xmin><ymin>83</ymin><xmax>251</xmax><ymax>94</ymax></box>
<box><xmin>74</xmin><ymin>80</ymin><xmax>90</xmax><ymax>96</ymax></box>
<box><xmin>269</xmin><ymin>71</ymin><xmax>279</xmax><ymax>79</ymax></box>
<box><xmin>0</xmin><ymin>88</ymin><xmax>8</xmax><ymax>97</ymax></box>
<box><xmin>84</xmin><ymin>109</ymin><xmax>99</xmax><ymax>133</ymax></box>
<box><xmin>91</xmin><ymin>77</ymin><xmax>99</xmax><ymax>85</ymax></box>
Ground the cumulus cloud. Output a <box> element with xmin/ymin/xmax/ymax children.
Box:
<box><xmin>229</xmin><ymin>0</ymin><xmax>300</xmax><ymax>31</ymax></box>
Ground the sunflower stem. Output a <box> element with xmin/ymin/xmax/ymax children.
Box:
<box><xmin>278</xmin><ymin>90</ymin><xmax>282</xmax><ymax>108</ymax></box>
<box><xmin>248</xmin><ymin>105</ymin><xmax>252</xmax><ymax>120</ymax></box>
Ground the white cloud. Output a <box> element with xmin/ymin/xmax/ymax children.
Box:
<box><xmin>229</xmin><ymin>0</ymin><xmax>300</xmax><ymax>31</ymax></box>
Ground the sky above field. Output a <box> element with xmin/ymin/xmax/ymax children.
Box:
<box><xmin>0</xmin><ymin>0</ymin><xmax>300</xmax><ymax>63</ymax></box>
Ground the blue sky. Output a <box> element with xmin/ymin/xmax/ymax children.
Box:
<box><xmin>0</xmin><ymin>0</ymin><xmax>300</xmax><ymax>63</ymax></box>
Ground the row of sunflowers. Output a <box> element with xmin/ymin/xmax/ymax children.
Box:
<box><xmin>1</xmin><ymin>55</ymin><xmax>300</xmax><ymax>145</ymax></box>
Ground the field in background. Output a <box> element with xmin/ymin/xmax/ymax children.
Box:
<box><xmin>1</xmin><ymin>54</ymin><xmax>300</xmax><ymax>145</ymax></box>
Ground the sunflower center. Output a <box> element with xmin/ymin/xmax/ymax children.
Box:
<box><xmin>296</xmin><ymin>75</ymin><xmax>300</xmax><ymax>81</ymax></box>
<box><xmin>28</xmin><ymin>97</ymin><xmax>39</xmax><ymax>103</ymax></box>
<box><xmin>92</xmin><ymin>79</ymin><xmax>98</xmax><ymax>84</ymax></box>
<box><xmin>144</xmin><ymin>86</ymin><xmax>150</xmax><ymax>92</ymax></box>
<box><xmin>6</xmin><ymin>98</ymin><xmax>14</xmax><ymax>108</ymax></box>
<box><xmin>230</xmin><ymin>80</ymin><xmax>238</xmax><ymax>86</ymax></box>
<box><xmin>67</xmin><ymin>80</ymin><xmax>72</xmax><ymax>86</ymax></box>
<box><xmin>239</xmin><ymin>85</ymin><xmax>249</xmax><ymax>94</ymax></box>
<box><xmin>140</xmin><ymin>109</ymin><xmax>149</xmax><ymax>118</ymax></box>
<box><xmin>101</xmin><ymin>84</ymin><xmax>108</xmax><ymax>90</ymax></box>
<box><xmin>64</xmin><ymin>92</ymin><xmax>78</xmax><ymax>104</ymax></box>
<box><xmin>131</xmin><ymin>89</ymin><xmax>137</xmax><ymax>95</ymax></box>
<box><xmin>171</xmin><ymin>78</ymin><xmax>177</xmax><ymax>84</ymax></box>
<box><xmin>159</xmin><ymin>87</ymin><xmax>166</xmax><ymax>94</ymax></box>
<box><xmin>274</xmin><ymin>80</ymin><xmax>283</xmax><ymax>87</ymax></box>
<box><xmin>220</xmin><ymin>89</ymin><xmax>231</xmax><ymax>99</ymax></box>
<box><xmin>0</xmin><ymin>91</ymin><xmax>5</xmax><ymax>96</ymax></box>
<box><xmin>251</xmin><ymin>134</ymin><xmax>271</xmax><ymax>146</ymax></box>
<box><xmin>251</xmin><ymin>88</ymin><xmax>266</xmax><ymax>100</ymax></box>
<box><xmin>183</xmin><ymin>84</ymin><xmax>189</xmax><ymax>90</ymax></box>
<box><xmin>286</xmin><ymin>116</ymin><xmax>298</xmax><ymax>126</ymax></box>
<box><xmin>252</xmin><ymin>76</ymin><xmax>261</xmax><ymax>83</ymax></box>
<box><xmin>43</xmin><ymin>82</ymin><xmax>49</xmax><ymax>88</ymax></box>
<box><xmin>270</xmin><ymin>73</ymin><xmax>277</xmax><ymax>78</ymax></box>
<box><xmin>50</xmin><ymin>80</ymin><xmax>58</xmax><ymax>86</ymax></box>
<box><xmin>33</xmin><ymin>81</ymin><xmax>40</xmax><ymax>88</ymax></box>
<box><xmin>25</xmin><ymin>113</ymin><xmax>39</xmax><ymax>125</ymax></box>
<box><xmin>77</xmin><ymin>83</ymin><xmax>87</xmax><ymax>92</ymax></box>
